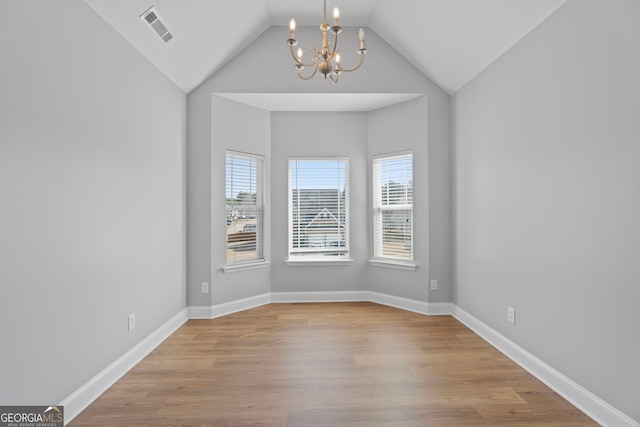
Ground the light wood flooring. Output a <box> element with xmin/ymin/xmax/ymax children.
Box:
<box><xmin>70</xmin><ymin>302</ymin><xmax>597</xmax><ymax>426</ymax></box>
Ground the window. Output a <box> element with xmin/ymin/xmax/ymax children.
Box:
<box><xmin>288</xmin><ymin>158</ymin><xmax>349</xmax><ymax>260</ymax></box>
<box><xmin>373</xmin><ymin>152</ymin><xmax>413</xmax><ymax>261</ymax></box>
<box><xmin>225</xmin><ymin>151</ymin><xmax>264</xmax><ymax>265</ymax></box>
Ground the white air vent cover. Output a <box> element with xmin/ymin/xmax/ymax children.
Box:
<box><xmin>140</xmin><ymin>7</ymin><xmax>173</xmax><ymax>43</ymax></box>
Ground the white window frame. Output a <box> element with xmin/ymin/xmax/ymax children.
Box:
<box><xmin>287</xmin><ymin>157</ymin><xmax>351</xmax><ymax>265</ymax></box>
<box><xmin>224</xmin><ymin>150</ymin><xmax>266</xmax><ymax>271</ymax></box>
<box><xmin>370</xmin><ymin>151</ymin><xmax>416</xmax><ymax>270</ymax></box>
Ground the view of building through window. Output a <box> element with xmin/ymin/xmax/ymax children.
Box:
<box><xmin>225</xmin><ymin>153</ymin><xmax>411</xmax><ymax>264</ymax></box>
<box><xmin>225</xmin><ymin>151</ymin><xmax>264</xmax><ymax>264</ymax></box>
<box><xmin>289</xmin><ymin>158</ymin><xmax>349</xmax><ymax>259</ymax></box>
<box><xmin>373</xmin><ymin>152</ymin><xmax>413</xmax><ymax>260</ymax></box>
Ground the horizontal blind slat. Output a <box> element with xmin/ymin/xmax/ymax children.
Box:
<box><xmin>373</xmin><ymin>153</ymin><xmax>413</xmax><ymax>260</ymax></box>
<box><xmin>289</xmin><ymin>159</ymin><xmax>349</xmax><ymax>258</ymax></box>
<box><xmin>226</xmin><ymin>151</ymin><xmax>264</xmax><ymax>264</ymax></box>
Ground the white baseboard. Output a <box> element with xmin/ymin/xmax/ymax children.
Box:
<box><xmin>425</xmin><ymin>302</ymin><xmax>455</xmax><ymax>315</ymax></box>
<box><xmin>61</xmin><ymin>295</ymin><xmax>637</xmax><ymax>427</ymax></box>
<box><xmin>189</xmin><ymin>294</ymin><xmax>272</xmax><ymax>319</ymax></box>
<box><xmin>452</xmin><ymin>306</ymin><xmax>639</xmax><ymax>427</ymax></box>
<box><xmin>210</xmin><ymin>293</ymin><xmax>271</xmax><ymax>318</ymax></box>
<box><xmin>369</xmin><ymin>291</ymin><xmax>430</xmax><ymax>315</ymax></box>
<box><xmin>270</xmin><ymin>291</ymin><xmax>444</xmax><ymax>317</ymax></box>
<box><xmin>188</xmin><ymin>305</ymin><xmax>214</xmax><ymax>319</ymax></box>
<box><xmin>61</xmin><ymin>308</ymin><xmax>188</xmax><ymax>425</ymax></box>
<box><xmin>271</xmin><ymin>291</ymin><xmax>370</xmax><ymax>303</ymax></box>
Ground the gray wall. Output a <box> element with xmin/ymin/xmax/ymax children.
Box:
<box><xmin>369</xmin><ymin>97</ymin><xmax>433</xmax><ymax>302</ymax></box>
<box><xmin>453</xmin><ymin>0</ymin><xmax>640</xmax><ymax>421</ymax></box>
<box><xmin>270</xmin><ymin>112</ymin><xmax>369</xmax><ymax>293</ymax></box>
<box><xmin>187</xmin><ymin>25</ymin><xmax>452</xmax><ymax>305</ymax></box>
<box><xmin>0</xmin><ymin>0</ymin><xmax>186</xmax><ymax>404</ymax></box>
<box><xmin>2</xmin><ymin>0</ymin><xmax>634</xmax><ymax>422</ymax></box>
<box><xmin>210</xmin><ymin>96</ymin><xmax>271</xmax><ymax>304</ymax></box>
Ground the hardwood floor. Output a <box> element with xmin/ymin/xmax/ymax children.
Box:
<box><xmin>70</xmin><ymin>302</ymin><xmax>597</xmax><ymax>426</ymax></box>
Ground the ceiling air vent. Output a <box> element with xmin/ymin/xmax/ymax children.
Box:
<box><xmin>140</xmin><ymin>7</ymin><xmax>173</xmax><ymax>43</ymax></box>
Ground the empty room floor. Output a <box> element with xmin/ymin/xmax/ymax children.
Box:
<box><xmin>70</xmin><ymin>302</ymin><xmax>596</xmax><ymax>426</ymax></box>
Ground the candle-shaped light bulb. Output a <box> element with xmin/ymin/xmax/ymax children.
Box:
<box><xmin>333</xmin><ymin>7</ymin><xmax>340</xmax><ymax>25</ymax></box>
<box><xmin>359</xmin><ymin>28</ymin><xmax>365</xmax><ymax>49</ymax></box>
<box><xmin>297</xmin><ymin>48</ymin><xmax>303</xmax><ymax>60</ymax></box>
<box><xmin>335</xmin><ymin>53</ymin><xmax>341</xmax><ymax>64</ymax></box>
<box><xmin>289</xmin><ymin>18</ymin><xmax>296</xmax><ymax>39</ymax></box>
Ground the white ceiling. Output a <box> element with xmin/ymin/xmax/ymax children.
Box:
<box><xmin>83</xmin><ymin>0</ymin><xmax>567</xmax><ymax>95</ymax></box>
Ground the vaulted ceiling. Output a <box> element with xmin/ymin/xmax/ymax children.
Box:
<box><xmin>83</xmin><ymin>0</ymin><xmax>567</xmax><ymax>94</ymax></box>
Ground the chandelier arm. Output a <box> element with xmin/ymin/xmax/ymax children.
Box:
<box><xmin>334</xmin><ymin>52</ymin><xmax>365</xmax><ymax>73</ymax></box>
<box><xmin>287</xmin><ymin>0</ymin><xmax>366</xmax><ymax>83</ymax></box>
<box><xmin>297</xmin><ymin>63</ymin><xmax>320</xmax><ymax>80</ymax></box>
<box><xmin>289</xmin><ymin>44</ymin><xmax>321</xmax><ymax>68</ymax></box>
<box><xmin>331</xmin><ymin>31</ymin><xmax>339</xmax><ymax>59</ymax></box>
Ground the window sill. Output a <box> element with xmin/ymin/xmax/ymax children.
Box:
<box><xmin>285</xmin><ymin>258</ymin><xmax>354</xmax><ymax>267</ymax></box>
<box><xmin>369</xmin><ymin>259</ymin><xmax>417</xmax><ymax>271</ymax></box>
<box><xmin>222</xmin><ymin>261</ymin><xmax>270</xmax><ymax>274</ymax></box>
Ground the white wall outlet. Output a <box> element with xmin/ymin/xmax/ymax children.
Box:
<box><xmin>202</xmin><ymin>282</ymin><xmax>209</xmax><ymax>293</ymax></box>
<box><xmin>128</xmin><ymin>313</ymin><xmax>136</xmax><ymax>331</ymax></box>
<box><xmin>430</xmin><ymin>279</ymin><xmax>438</xmax><ymax>290</ymax></box>
<box><xmin>507</xmin><ymin>307</ymin><xmax>516</xmax><ymax>324</ymax></box>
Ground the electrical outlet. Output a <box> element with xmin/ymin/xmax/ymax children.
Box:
<box><xmin>430</xmin><ymin>279</ymin><xmax>438</xmax><ymax>290</ymax></box>
<box><xmin>202</xmin><ymin>282</ymin><xmax>209</xmax><ymax>293</ymax></box>
<box><xmin>128</xmin><ymin>313</ymin><xmax>136</xmax><ymax>331</ymax></box>
<box><xmin>507</xmin><ymin>307</ymin><xmax>515</xmax><ymax>324</ymax></box>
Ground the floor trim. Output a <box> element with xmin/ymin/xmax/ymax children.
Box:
<box><xmin>187</xmin><ymin>305</ymin><xmax>214</xmax><ymax>319</ymax></box>
<box><xmin>61</xmin><ymin>308</ymin><xmax>188</xmax><ymax>425</ymax></box>
<box><xmin>210</xmin><ymin>293</ymin><xmax>271</xmax><ymax>319</ymax></box>
<box><xmin>271</xmin><ymin>291</ymin><xmax>370</xmax><ymax>303</ymax></box>
<box><xmin>451</xmin><ymin>305</ymin><xmax>639</xmax><ymax>427</ymax></box>
<box><xmin>425</xmin><ymin>302</ymin><xmax>456</xmax><ymax>315</ymax></box>
<box><xmin>62</xmin><ymin>294</ymin><xmax>638</xmax><ymax>427</ymax></box>
<box><xmin>369</xmin><ymin>291</ymin><xmax>429</xmax><ymax>315</ymax></box>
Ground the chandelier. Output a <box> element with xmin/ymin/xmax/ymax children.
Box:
<box><xmin>287</xmin><ymin>0</ymin><xmax>367</xmax><ymax>83</ymax></box>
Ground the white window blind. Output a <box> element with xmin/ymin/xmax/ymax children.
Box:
<box><xmin>225</xmin><ymin>151</ymin><xmax>264</xmax><ymax>265</ymax></box>
<box><xmin>373</xmin><ymin>152</ymin><xmax>413</xmax><ymax>260</ymax></box>
<box><xmin>288</xmin><ymin>158</ymin><xmax>349</xmax><ymax>259</ymax></box>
